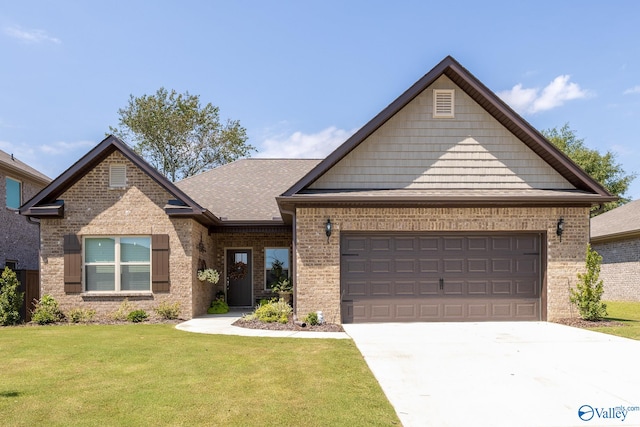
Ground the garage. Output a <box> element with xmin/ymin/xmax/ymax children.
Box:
<box><xmin>340</xmin><ymin>232</ymin><xmax>543</xmax><ymax>323</ymax></box>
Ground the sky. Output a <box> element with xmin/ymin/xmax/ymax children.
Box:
<box><xmin>2</xmin><ymin>1</ymin><xmax>640</xmax><ymax>199</ymax></box>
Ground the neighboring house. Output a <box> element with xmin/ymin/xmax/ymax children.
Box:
<box><xmin>0</xmin><ymin>149</ymin><xmax>50</xmax><ymax>270</ymax></box>
<box><xmin>590</xmin><ymin>199</ymin><xmax>640</xmax><ymax>301</ymax></box>
<box><xmin>20</xmin><ymin>56</ymin><xmax>615</xmax><ymax>323</ymax></box>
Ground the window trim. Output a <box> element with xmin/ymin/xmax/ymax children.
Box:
<box><xmin>264</xmin><ymin>247</ymin><xmax>290</xmax><ymax>290</ymax></box>
<box><xmin>83</xmin><ymin>236</ymin><xmax>152</xmax><ymax>293</ymax></box>
<box><xmin>6</xmin><ymin>176</ymin><xmax>22</xmax><ymax>209</ymax></box>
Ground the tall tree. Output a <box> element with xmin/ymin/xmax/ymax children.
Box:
<box><xmin>543</xmin><ymin>123</ymin><xmax>636</xmax><ymax>214</ymax></box>
<box><xmin>110</xmin><ymin>88</ymin><xmax>254</xmax><ymax>181</ymax></box>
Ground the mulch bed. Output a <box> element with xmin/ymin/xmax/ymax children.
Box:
<box><xmin>553</xmin><ymin>318</ymin><xmax>625</xmax><ymax>328</ymax></box>
<box><xmin>233</xmin><ymin>317</ymin><xmax>344</xmax><ymax>332</ymax></box>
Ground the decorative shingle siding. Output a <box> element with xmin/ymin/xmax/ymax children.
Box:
<box><xmin>592</xmin><ymin>237</ymin><xmax>640</xmax><ymax>301</ymax></box>
<box><xmin>310</xmin><ymin>75</ymin><xmax>573</xmax><ymax>191</ymax></box>
<box><xmin>39</xmin><ymin>151</ymin><xmax>204</xmax><ymax>320</ymax></box>
<box><xmin>295</xmin><ymin>206</ymin><xmax>589</xmax><ymax>323</ymax></box>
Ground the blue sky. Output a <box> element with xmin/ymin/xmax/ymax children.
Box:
<box><xmin>2</xmin><ymin>1</ymin><xmax>640</xmax><ymax>199</ymax></box>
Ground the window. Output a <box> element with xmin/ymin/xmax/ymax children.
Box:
<box><xmin>265</xmin><ymin>248</ymin><xmax>289</xmax><ymax>289</ymax></box>
<box><xmin>84</xmin><ymin>236</ymin><xmax>151</xmax><ymax>292</ymax></box>
<box><xmin>5</xmin><ymin>260</ymin><xmax>17</xmax><ymax>270</ymax></box>
<box><xmin>433</xmin><ymin>89</ymin><xmax>455</xmax><ymax>118</ymax></box>
<box><xmin>109</xmin><ymin>165</ymin><xmax>127</xmax><ymax>188</ymax></box>
<box><xmin>6</xmin><ymin>177</ymin><xmax>21</xmax><ymax>209</ymax></box>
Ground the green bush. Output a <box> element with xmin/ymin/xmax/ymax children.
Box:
<box><xmin>207</xmin><ymin>299</ymin><xmax>229</xmax><ymax>314</ymax></box>
<box><xmin>248</xmin><ymin>298</ymin><xmax>292</xmax><ymax>324</ymax></box>
<box><xmin>304</xmin><ymin>311</ymin><xmax>319</xmax><ymax>326</ymax></box>
<box><xmin>111</xmin><ymin>299</ymin><xmax>135</xmax><ymax>321</ymax></box>
<box><xmin>154</xmin><ymin>301</ymin><xmax>181</xmax><ymax>320</ymax></box>
<box><xmin>68</xmin><ymin>307</ymin><xmax>96</xmax><ymax>323</ymax></box>
<box><xmin>31</xmin><ymin>295</ymin><xmax>65</xmax><ymax>325</ymax></box>
<box><xmin>0</xmin><ymin>267</ymin><xmax>24</xmax><ymax>326</ymax></box>
<box><xmin>570</xmin><ymin>244</ymin><xmax>607</xmax><ymax>321</ymax></box>
<box><xmin>127</xmin><ymin>309</ymin><xmax>148</xmax><ymax>323</ymax></box>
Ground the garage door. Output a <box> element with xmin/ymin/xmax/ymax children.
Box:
<box><xmin>340</xmin><ymin>233</ymin><xmax>542</xmax><ymax>323</ymax></box>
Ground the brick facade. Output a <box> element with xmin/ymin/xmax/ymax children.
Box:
<box><xmin>592</xmin><ymin>237</ymin><xmax>640</xmax><ymax>301</ymax></box>
<box><xmin>1</xmin><ymin>173</ymin><xmax>46</xmax><ymax>270</ymax></box>
<box><xmin>295</xmin><ymin>206</ymin><xmax>590</xmax><ymax>323</ymax></box>
<box><xmin>39</xmin><ymin>151</ymin><xmax>211</xmax><ymax>320</ymax></box>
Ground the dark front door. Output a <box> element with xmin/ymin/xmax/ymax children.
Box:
<box><xmin>227</xmin><ymin>249</ymin><xmax>252</xmax><ymax>306</ymax></box>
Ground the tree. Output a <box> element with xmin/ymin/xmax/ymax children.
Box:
<box><xmin>543</xmin><ymin>124</ymin><xmax>636</xmax><ymax>214</ymax></box>
<box><xmin>570</xmin><ymin>244</ymin><xmax>607</xmax><ymax>321</ymax></box>
<box><xmin>0</xmin><ymin>267</ymin><xmax>24</xmax><ymax>326</ymax></box>
<box><xmin>110</xmin><ymin>88</ymin><xmax>254</xmax><ymax>182</ymax></box>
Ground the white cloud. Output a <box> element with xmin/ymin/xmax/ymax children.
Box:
<box><xmin>497</xmin><ymin>75</ymin><xmax>591</xmax><ymax>114</ymax></box>
<box><xmin>4</xmin><ymin>25</ymin><xmax>61</xmax><ymax>44</ymax></box>
<box><xmin>256</xmin><ymin>126</ymin><xmax>355</xmax><ymax>158</ymax></box>
<box><xmin>40</xmin><ymin>140</ymin><xmax>95</xmax><ymax>155</ymax></box>
<box><xmin>624</xmin><ymin>86</ymin><xmax>640</xmax><ymax>95</ymax></box>
<box><xmin>0</xmin><ymin>139</ymin><xmax>94</xmax><ymax>179</ymax></box>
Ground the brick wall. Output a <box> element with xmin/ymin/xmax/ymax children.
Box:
<box><xmin>592</xmin><ymin>237</ymin><xmax>640</xmax><ymax>301</ymax></box>
<box><xmin>39</xmin><ymin>151</ymin><xmax>201</xmax><ymax>320</ymax></box>
<box><xmin>295</xmin><ymin>206</ymin><xmax>590</xmax><ymax>323</ymax></box>
<box><xmin>1</xmin><ymin>172</ymin><xmax>46</xmax><ymax>270</ymax></box>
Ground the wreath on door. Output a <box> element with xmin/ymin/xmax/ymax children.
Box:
<box><xmin>228</xmin><ymin>261</ymin><xmax>248</xmax><ymax>281</ymax></box>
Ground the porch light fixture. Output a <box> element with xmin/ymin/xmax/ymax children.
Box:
<box><xmin>556</xmin><ymin>217</ymin><xmax>564</xmax><ymax>241</ymax></box>
<box><xmin>325</xmin><ymin>218</ymin><xmax>332</xmax><ymax>242</ymax></box>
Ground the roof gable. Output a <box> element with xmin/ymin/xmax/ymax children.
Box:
<box><xmin>283</xmin><ymin>56</ymin><xmax>613</xmax><ymax>200</ymax></box>
<box><xmin>20</xmin><ymin>135</ymin><xmax>219</xmax><ymax>226</ymax></box>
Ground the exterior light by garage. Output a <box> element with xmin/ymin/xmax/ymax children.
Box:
<box><xmin>325</xmin><ymin>218</ymin><xmax>332</xmax><ymax>242</ymax></box>
<box><xmin>556</xmin><ymin>218</ymin><xmax>564</xmax><ymax>241</ymax></box>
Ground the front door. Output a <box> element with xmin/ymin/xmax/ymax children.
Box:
<box><xmin>226</xmin><ymin>249</ymin><xmax>252</xmax><ymax>306</ymax></box>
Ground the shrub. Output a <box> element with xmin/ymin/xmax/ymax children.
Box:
<box><xmin>68</xmin><ymin>307</ymin><xmax>96</xmax><ymax>323</ymax></box>
<box><xmin>127</xmin><ymin>309</ymin><xmax>148</xmax><ymax>323</ymax></box>
<box><xmin>570</xmin><ymin>244</ymin><xmax>607</xmax><ymax>321</ymax></box>
<box><xmin>207</xmin><ymin>299</ymin><xmax>229</xmax><ymax>314</ymax></box>
<box><xmin>0</xmin><ymin>267</ymin><xmax>24</xmax><ymax>326</ymax></box>
<box><xmin>304</xmin><ymin>311</ymin><xmax>319</xmax><ymax>326</ymax></box>
<box><xmin>111</xmin><ymin>299</ymin><xmax>136</xmax><ymax>321</ymax></box>
<box><xmin>197</xmin><ymin>268</ymin><xmax>220</xmax><ymax>284</ymax></box>
<box><xmin>248</xmin><ymin>298</ymin><xmax>292</xmax><ymax>324</ymax></box>
<box><xmin>154</xmin><ymin>301</ymin><xmax>181</xmax><ymax>320</ymax></box>
<box><xmin>31</xmin><ymin>295</ymin><xmax>65</xmax><ymax>325</ymax></box>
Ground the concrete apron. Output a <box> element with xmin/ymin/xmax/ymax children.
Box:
<box><xmin>343</xmin><ymin>321</ymin><xmax>640</xmax><ymax>427</ymax></box>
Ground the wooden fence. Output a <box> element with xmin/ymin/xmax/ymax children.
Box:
<box><xmin>16</xmin><ymin>269</ymin><xmax>40</xmax><ymax>323</ymax></box>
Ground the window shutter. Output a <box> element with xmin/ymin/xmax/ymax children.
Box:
<box><xmin>64</xmin><ymin>234</ymin><xmax>82</xmax><ymax>293</ymax></box>
<box><xmin>152</xmin><ymin>234</ymin><xmax>170</xmax><ymax>292</ymax></box>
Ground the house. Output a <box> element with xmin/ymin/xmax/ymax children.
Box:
<box><xmin>20</xmin><ymin>56</ymin><xmax>615</xmax><ymax>323</ymax></box>
<box><xmin>590</xmin><ymin>199</ymin><xmax>640</xmax><ymax>301</ymax></box>
<box><xmin>1</xmin><ymin>149</ymin><xmax>50</xmax><ymax>270</ymax></box>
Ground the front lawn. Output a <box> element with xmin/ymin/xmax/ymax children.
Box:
<box><xmin>0</xmin><ymin>324</ymin><xmax>399</xmax><ymax>426</ymax></box>
<box><xmin>587</xmin><ymin>301</ymin><xmax>640</xmax><ymax>340</ymax></box>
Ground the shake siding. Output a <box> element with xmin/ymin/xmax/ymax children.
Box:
<box><xmin>39</xmin><ymin>151</ymin><xmax>199</xmax><ymax>320</ymax></box>
<box><xmin>310</xmin><ymin>75</ymin><xmax>573</xmax><ymax>190</ymax></box>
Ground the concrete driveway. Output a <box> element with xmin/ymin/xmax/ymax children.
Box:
<box><xmin>343</xmin><ymin>322</ymin><xmax>640</xmax><ymax>427</ymax></box>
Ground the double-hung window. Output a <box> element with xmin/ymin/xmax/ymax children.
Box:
<box><xmin>6</xmin><ymin>177</ymin><xmax>21</xmax><ymax>209</ymax></box>
<box><xmin>84</xmin><ymin>236</ymin><xmax>151</xmax><ymax>292</ymax></box>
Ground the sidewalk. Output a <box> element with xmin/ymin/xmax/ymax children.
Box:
<box><xmin>175</xmin><ymin>311</ymin><xmax>350</xmax><ymax>339</ymax></box>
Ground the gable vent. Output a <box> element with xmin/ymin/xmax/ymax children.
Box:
<box><xmin>109</xmin><ymin>165</ymin><xmax>127</xmax><ymax>188</ymax></box>
<box><xmin>433</xmin><ymin>89</ymin><xmax>455</xmax><ymax>118</ymax></box>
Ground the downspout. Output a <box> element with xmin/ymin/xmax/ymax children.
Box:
<box><xmin>280</xmin><ymin>207</ymin><xmax>297</xmax><ymax>316</ymax></box>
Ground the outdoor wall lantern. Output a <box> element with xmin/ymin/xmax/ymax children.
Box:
<box><xmin>556</xmin><ymin>217</ymin><xmax>564</xmax><ymax>241</ymax></box>
<box><xmin>325</xmin><ymin>218</ymin><xmax>332</xmax><ymax>242</ymax></box>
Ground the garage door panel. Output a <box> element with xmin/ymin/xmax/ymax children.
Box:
<box><xmin>341</xmin><ymin>233</ymin><xmax>541</xmax><ymax>323</ymax></box>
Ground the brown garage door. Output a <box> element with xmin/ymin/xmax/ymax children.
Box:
<box><xmin>341</xmin><ymin>233</ymin><xmax>542</xmax><ymax>323</ymax></box>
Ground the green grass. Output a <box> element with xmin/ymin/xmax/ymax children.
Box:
<box><xmin>0</xmin><ymin>324</ymin><xmax>399</xmax><ymax>426</ymax></box>
<box><xmin>587</xmin><ymin>301</ymin><xmax>640</xmax><ymax>340</ymax></box>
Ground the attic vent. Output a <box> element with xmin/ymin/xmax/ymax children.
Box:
<box><xmin>433</xmin><ymin>89</ymin><xmax>455</xmax><ymax>118</ymax></box>
<box><xmin>109</xmin><ymin>165</ymin><xmax>127</xmax><ymax>188</ymax></box>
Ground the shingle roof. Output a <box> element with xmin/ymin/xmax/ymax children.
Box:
<box><xmin>0</xmin><ymin>149</ymin><xmax>50</xmax><ymax>185</ymax></box>
<box><xmin>176</xmin><ymin>159</ymin><xmax>320</xmax><ymax>222</ymax></box>
<box><xmin>590</xmin><ymin>199</ymin><xmax>640</xmax><ymax>241</ymax></box>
